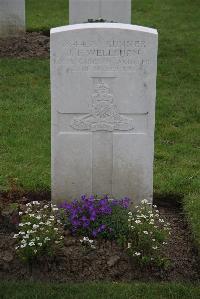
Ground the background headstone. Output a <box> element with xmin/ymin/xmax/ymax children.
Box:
<box><xmin>51</xmin><ymin>23</ymin><xmax>158</xmax><ymax>204</ymax></box>
<box><xmin>69</xmin><ymin>0</ymin><xmax>131</xmax><ymax>24</ymax></box>
<box><xmin>0</xmin><ymin>0</ymin><xmax>25</xmax><ymax>37</ymax></box>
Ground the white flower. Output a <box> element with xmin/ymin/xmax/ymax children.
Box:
<box><xmin>29</xmin><ymin>214</ymin><xmax>35</xmax><ymax>217</ymax></box>
<box><xmin>127</xmin><ymin>243</ymin><xmax>131</xmax><ymax>249</ymax></box>
<box><xmin>24</xmin><ymin>234</ymin><xmax>29</xmax><ymax>239</ymax></box>
<box><xmin>19</xmin><ymin>212</ymin><xmax>23</xmax><ymax>215</ymax></box>
<box><xmin>141</xmin><ymin>199</ymin><xmax>148</xmax><ymax>204</ymax></box>
<box><xmin>152</xmin><ymin>239</ymin><xmax>155</xmax><ymax>242</ymax></box>
<box><xmin>36</xmin><ymin>215</ymin><xmax>41</xmax><ymax>220</ymax></box>
<box><xmin>159</xmin><ymin>219</ymin><xmax>164</xmax><ymax>223</ymax></box>
<box><xmin>15</xmin><ymin>246</ymin><xmax>19</xmax><ymax>250</ymax></box>
<box><xmin>134</xmin><ymin>252</ymin><xmax>141</xmax><ymax>256</ymax></box>
<box><xmin>52</xmin><ymin>207</ymin><xmax>58</xmax><ymax>211</ymax></box>
<box><xmin>21</xmin><ymin>244</ymin><xmax>26</xmax><ymax>248</ymax></box>
<box><xmin>21</xmin><ymin>239</ymin><xmax>27</xmax><ymax>244</ymax></box>
<box><xmin>143</xmin><ymin>231</ymin><xmax>148</xmax><ymax>235</ymax></box>
<box><xmin>19</xmin><ymin>231</ymin><xmax>25</xmax><ymax>235</ymax></box>
<box><xmin>152</xmin><ymin>246</ymin><xmax>158</xmax><ymax>250</ymax></box>
<box><xmin>135</xmin><ymin>220</ymin><xmax>141</xmax><ymax>224</ymax></box>
<box><xmin>91</xmin><ymin>245</ymin><xmax>96</xmax><ymax>249</ymax></box>
<box><xmin>162</xmin><ymin>242</ymin><xmax>167</xmax><ymax>245</ymax></box>
<box><xmin>38</xmin><ymin>243</ymin><xmax>43</xmax><ymax>246</ymax></box>
<box><xmin>26</xmin><ymin>203</ymin><xmax>32</xmax><ymax>207</ymax></box>
<box><xmin>128</xmin><ymin>218</ymin><xmax>131</xmax><ymax>222</ymax></box>
<box><xmin>43</xmin><ymin>205</ymin><xmax>49</xmax><ymax>209</ymax></box>
<box><xmin>13</xmin><ymin>234</ymin><xmax>19</xmax><ymax>238</ymax></box>
<box><xmin>128</xmin><ymin>212</ymin><xmax>132</xmax><ymax>216</ymax></box>
<box><xmin>153</xmin><ymin>205</ymin><xmax>157</xmax><ymax>208</ymax></box>
<box><xmin>33</xmin><ymin>224</ymin><xmax>39</xmax><ymax>229</ymax></box>
<box><xmin>55</xmin><ymin>241</ymin><xmax>60</xmax><ymax>244</ymax></box>
<box><xmin>39</xmin><ymin>222</ymin><xmax>44</xmax><ymax>225</ymax></box>
<box><xmin>149</xmin><ymin>220</ymin><xmax>154</xmax><ymax>224</ymax></box>
<box><xmin>19</xmin><ymin>223</ymin><xmax>24</xmax><ymax>227</ymax></box>
<box><xmin>44</xmin><ymin>237</ymin><xmax>50</xmax><ymax>241</ymax></box>
<box><xmin>54</xmin><ymin>228</ymin><xmax>58</xmax><ymax>231</ymax></box>
<box><xmin>32</xmin><ymin>201</ymin><xmax>39</xmax><ymax>205</ymax></box>
<box><xmin>130</xmin><ymin>225</ymin><xmax>134</xmax><ymax>229</ymax></box>
<box><xmin>45</xmin><ymin>221</ymin><xmax>51</xmax><ymax>225</ymax></box>
<box><xmin>29</xmin><ymin>242</ymin><xmax>35</xmax><ymax>246</ymax></box>
<box><xmin>34</xmin><ymin>249</ymin><xmax>37</xmax><ymax>254</ymax></box>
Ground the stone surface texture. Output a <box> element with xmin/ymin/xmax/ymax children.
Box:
<box><xmin>69</xmin><ymin>0</ymin><xmax>131</xmax><ymax>24</ymax></box>
<box><xmin>0</xmin><ymin>0</ymin><xmax>25</xmax><ymax>37</ymax></box>
<box><xmin>51</xmin><ymin>23</ymin><xmax>158</xmax><ymax>204</ymax></box>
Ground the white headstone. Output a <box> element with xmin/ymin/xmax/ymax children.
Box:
<box><xmin>0</xmin><ymin>0</ymin><xmax>25</xmax><ymax>37</ymax></box>
<box><xmin>69</xmin><ymin>0</ymin><xmax>131</xmax><ymax>24</ymax></box>
<box><xmin>51</xmin><ymin>23</ymin><xmax>158</xmax><ymax>204</ymax></box>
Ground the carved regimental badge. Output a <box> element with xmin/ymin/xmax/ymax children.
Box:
<box><xmin>70</xmin><ymin>79</ymin><xmax>134</xmax><ymax>132</ymax></box>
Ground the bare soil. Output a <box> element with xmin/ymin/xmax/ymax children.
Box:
<box><xmin>0</xmin><ymin>32</ymin><xmax>50</xmax><ymax>58</ymax></box>
<box><xmin>0</xmin><ymin>192</ymin><xmax>199</xmax><ymax>282</ymax></box>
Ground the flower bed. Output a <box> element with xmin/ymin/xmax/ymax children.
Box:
<box><xmin>0</xmin><ymin>193</ymin><xmax>199</xmax><ymax>282</ymax></box>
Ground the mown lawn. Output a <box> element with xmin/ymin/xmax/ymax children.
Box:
<box><xmin>0</xmin><ymin>282</ymin><xmax>200</xmax><ymax>299</ymax></box>
<box><xmin>0</xmin><ymin>0</ymin><xmax>199</xmax><ymax>296</ymax></box>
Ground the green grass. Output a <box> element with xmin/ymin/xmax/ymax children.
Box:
<box><xmin>0</xmin><ymin>282</ymin><xmax>200</xmax><ymax>299</ymax></box>
<box><xmin>0</xmin><ymin>59</ymin><xmax>50</xmax><ymax>191</ymax></box>
<box><xmin>26</xmin><ymin>0</ymin><xmax>69</xmax><ymax>31</ymax></box>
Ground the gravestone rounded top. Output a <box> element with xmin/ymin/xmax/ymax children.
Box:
<box><xmin>51</xmin><ymin>23</ymin><xmax>157</xmax><ymax>36</ymax></box>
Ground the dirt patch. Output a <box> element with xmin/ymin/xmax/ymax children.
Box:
<box><xmin>0</xmin><ymin>32</ymin><xmax>50</xmax><ymax>58</ymax></box>
<box><xmin>0</xmin><ymin>193</ymin><xmax>199</xmax><ymax>282</ymax></box>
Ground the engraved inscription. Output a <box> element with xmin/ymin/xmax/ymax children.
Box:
<box><xmin>70</xmin><ymin>79</ymin><xmax>134</xmax><ymax>132</ymax></box>
<box><xmin>55</xmin><ymin>38</ymin><xmax>151</xmax><ymax>72</ymax></box>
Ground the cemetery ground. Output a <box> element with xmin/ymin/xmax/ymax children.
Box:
<box><xmin>0</xmin><ymin>0</ymin><xmax>199</xmax><ymax>298</ymax></box>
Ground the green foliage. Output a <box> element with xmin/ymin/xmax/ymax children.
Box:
<box><xmin>0</xmin><ymin>281</ymin><xmax>200</xmax><ymax>299</ymax></box>
<box><xmin>14</xmin><ymin>201</ymin><xmax>63</xmax><ymax>262</ymax></box>
<box><xmin>126</xmin><ymin>200</ymin><xmax>171</xmax><ymax>267</ymax></box>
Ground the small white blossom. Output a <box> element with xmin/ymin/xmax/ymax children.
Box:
<box><xmin>134</xmin><ymin>252</ymin><xmax>141</xmax><ymax>256</ymax></box>
<box><xmin>32</xmin><ymin>201</ymin><xmax>39</xmax><ymax>205</ymax></box>
<box><xmin>141</xmin><ymin>199</ymin><xmax>148</xmax><ymax>204</ymax></box>
<box><xmin>135</xmin><ymin>220</ymin><xmax>141</xmax><ymax>224</ymax></box>
<box><xmin>152</xmin><ymin>246</ymin><xmax>158</xmax><ymax>250</ymax></box>
<box><xmin>19</xmin><ymin>212</ymin><xmax>23</xmax><ymax>215</ymax></box>
<box><xmin>33</xmin><ymin>224</ymin><xmax>39</xmax><ymax>229</ymax></box>
<box><xmin>143</xmin><ymin>231</ymin><xmax>148</xmax><ymax>235</ymax></box>
<box><xmin>29</xmin><ymin>242</ymin><xmax>35</xmax><ymax>246</ymax></box>
<box><xmin>127</xmin><ymin>243</ymin><xmax>131</xmax><ymax>249</ymax></box>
